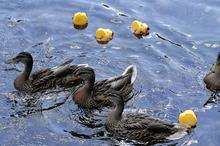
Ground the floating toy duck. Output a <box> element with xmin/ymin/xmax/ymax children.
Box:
<box><xmin>6</xmin><ymin>52</ymin><xmax>84</xmax><ymax>94</ymax></box>
<box><xmin>72</xmin><ymin>12</ymin><xmax>88</xmax><ymax>29</ymax></box>
<box><xmin>131</xmin><ymin>20</ymin><xmax>149</xmax><ymax>38</ymax></box>
<box><xmin>178</xmin><ymin>110</ymin><xmax>197</xmax><ymax>128</ymax></box>
<box><xmin>95</xmin><ymin>28</ymin><xmax>114</xmax><ymax>44</ymax></box>
<box><xmin>69</xmin><ymin>65</ymin><xmax>137</xmax><ymax>109</ymax></box>
<box><xmin>204</xmin><ymin>53</ymin><xmax>220</xmax><ymax>91</ymax></box>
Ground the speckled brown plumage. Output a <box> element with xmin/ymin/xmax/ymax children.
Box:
<box><xmin>70</xmin><ymin>65</ymin><xmax>137</xmax><ymax>109</ymax></box>
<box><xmin>106</xmin><ymin>114</ymin><xmax>180</xmax><ymax>143</ymax></box>
<box><xmin>7</xmin><ymin>52</ymin><xmax>82</xmax><ymax>94</ymax></box>
<box><xmin>105</xmin><ymin>93</ymin><xmax>188</xmax><ymax>143</ymax></box>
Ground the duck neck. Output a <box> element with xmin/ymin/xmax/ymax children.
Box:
<box><xmin>109</xmin><ymin>103</ymin><xmax>124</xmax><ymax>123</ymax></box>
<box><xmin>83</xmin><ymin>81</ymin><xmax>94</xmax><ymax>98</ymax></box>
<box><xmin>24</xmin><ymin>61</ymin><xmax>33</xmax><ymax>78</ymax></box>
<box><xmin>20</xmin><ymin>60</ymin><xmax>33</xmax><ymax>80</ymax></box>
<box><xmin>14</xmin><ymin>61</ymin><xmax>33</xmax><ymax>90</ymax></box>
<box><xmin>73</xmin><ymin>80</ymin><xmax>94</xmax><ymax>104</ymax></box>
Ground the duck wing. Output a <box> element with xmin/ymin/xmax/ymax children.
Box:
<box><xmin>91</xmin><ymin>88</ymin><xmax>124</xmax><ymax>107</ymax></box>
<box><xmin>93</xmin><ymin>65</ymin><xmax>137</xmax><ymax>102</ymax></box>
<box><xmin>123</xmin><ymin>114</ymin><xmax>175</xmax><ymax>130</ymax></box>
<box><xmin>93</xmin><ymin>80</ymin><xmax>133</xmax><ymax>105</ymax></box>
<box><xmin>105</xmin><ymin>65</ymin><xmax>137</xmax><ymax>90</ymax></box>
<box><xmin>113</xmin><ymin>114</ymin><xmax>178</xmax><ymax>142</ymax></box>
<box><xmin>26</xmin><ymin>59</ymin><xmax>82</xmax><ymax>93</ymax></box>
<box><xmin>93</xmin><ymin>80</ymin><xmax>111</xmax><ymax>94</ymax></box>
<box><xmin>30</xmin><ymin>59</ymin><xmax>74</xmax><ymax>81</ymax></box>
<box><xmin>30</xmin><ymin>68</ymin><xmax>53</xmax><ymax>81</ymax></box>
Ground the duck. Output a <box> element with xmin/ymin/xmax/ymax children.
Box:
<box><xmin>105</xmin><ymin>93</ymin><xmax>189</xmax><ymax>144</ymax></box>
<box><xmin>69</xmin><ymin>65</ymin><xmax>137</xmax><ymax>109</ymax></box>
<box><xmin>6</xmin><ymin>52</ymin><xmax>85</xmax><ymax>94</ymax></box>
<box><xmin>204</xmin><ymin>53</ymin><xmax>220</xmax><ymax>91</ymax></box>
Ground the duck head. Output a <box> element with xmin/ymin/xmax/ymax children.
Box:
<box><xmin>70</xmin><ymin>67</ymin><xmax>95</xmax><ymax>104</ymax></box>
<box><xmin>7</xmin><ymin>52</ymin><xmax>33</xmax><ymax>66</ymax></box>
<box><xmin>6</xmin><ymin>52</ymin><xmax>33</xmax><ymax>91</ymax></box>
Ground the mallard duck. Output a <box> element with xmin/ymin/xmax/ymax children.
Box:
<box><xmin>69</xmin><ymin>65</ymin><xmax>137</xmax><ymax>109</ymax></box>
<box><xmin>204</xmin><ymin>53</ymin><xmax>220</xmax><ymax>91</ymax></box>
<box><xmin>105</xmin><ymin>94</ymin><xmax>188</xmax><ymax>144</ymax></box>
<box><xmin>6</xmin><ymin>52</ymin><xmax>83</xmax><ymax>94</ymax></box>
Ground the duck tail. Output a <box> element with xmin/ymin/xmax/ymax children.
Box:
<box><xmin>77</xmin><ymin>64</ymin><xmax>89</xmax><ymax>67</ymax></box>
<box><xmin>166</xmin><ymin>125</ymin><xmax>188</xmax><ymax>141</ymax></box>
<box><xmin>122</xmin><ymin>65</ymin><xmax>137</xmax><ymax>84</ymax></box>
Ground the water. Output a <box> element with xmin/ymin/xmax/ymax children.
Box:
<box><xmin>0</xmin><ymin>0</ymin><xmax>220</xmax><ymax>145</ymax></box>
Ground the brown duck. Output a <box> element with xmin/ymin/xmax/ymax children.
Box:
<box><xmin>6</xmin><ymin>52</ymin><xmax>84</xmax><ymax>94</ymax></box>
<box><xmin>69</xmin><ymin>65</ymin><xmax>137</xmax><ymax>109</ymax></box>
<box><xmin>204</xmin><ymin>53</ymin><xmax>220</xmax><ymax>91</ymax></box>
<box><xmin>105</xmin><ymin>94</ymin><xmax>188</xmax><ymax>144</ymax></box>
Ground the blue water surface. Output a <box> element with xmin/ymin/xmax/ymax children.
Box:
<box><xmin>0</xmin><ymin>0</ymin><xmax>220</xmax><ymax>145</ymax></box>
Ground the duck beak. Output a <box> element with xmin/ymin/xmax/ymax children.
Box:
<box><xmin>6</xmin><ymin>56</ymin><xmax>19</xmax><ymax>64</ymax></box>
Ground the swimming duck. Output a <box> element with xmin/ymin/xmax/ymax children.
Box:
<box><xmin>6</xmin><ymin>52</ymin><xmax>83</xmax><ymax>94</ymax></box>
<box><xmin>204</xmin><ymin>53</ymin><xmax>220</xmax><ymax>91</ymax></box>
<box><xmin>70</xmin><ymin>65</ymin><xmax>137</xmax><ymax>109</ymax></box>
<box><xmin>105</xmin><ymin>93</ymin><xmax>188</xmax><ymax>144</ymax></box>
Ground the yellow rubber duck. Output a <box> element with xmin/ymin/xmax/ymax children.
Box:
<box><xmin>131</xmin><ymin>20</ymin><xmax>149</xmax><ymax>38</ymax></box>
<box><xmin>95</xmin><ymin>28</ymin><xmax>114</xmax><ymax>44</ymax></box>
<box><xmin>72</xmin><ymin>12</ymin><xmax>88</xmax><ymax>29</ymax></box>
<box><xmin>178</xmin><ymin>110</ymin><xmax>197</xmax><ymax>128</ymax></box>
